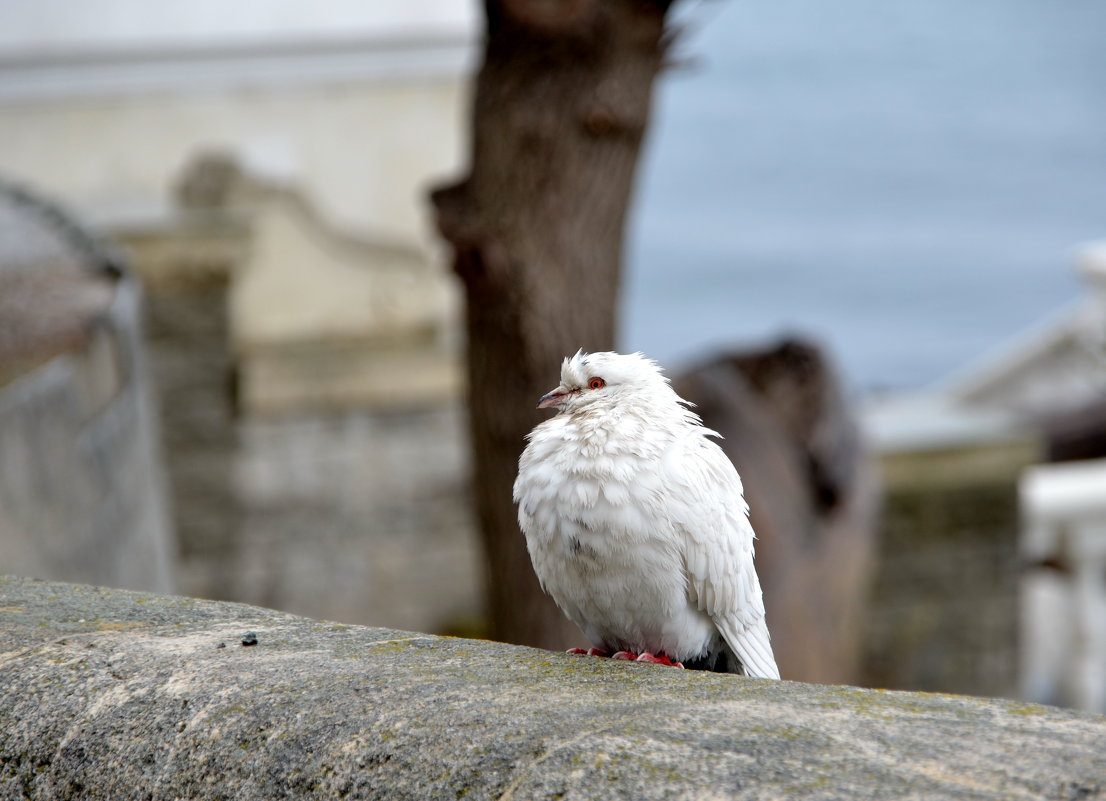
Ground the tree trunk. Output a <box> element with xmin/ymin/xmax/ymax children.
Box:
<box><xmin>430</xmin><ymin>0</ymin><xmax>675</xmax><ymax>649</ymax></box>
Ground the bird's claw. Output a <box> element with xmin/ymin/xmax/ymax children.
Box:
<box><xmin>635</xmin><ymin>652</ymin><xmax>685</xmax><ymax>668</ymax></box>
<box><xmin>566</xmin><ymin>647</ymin><xmax>608</xmax><ymax>657</ymax></box>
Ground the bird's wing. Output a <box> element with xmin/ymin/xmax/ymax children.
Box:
<box><xmin>663</xmin><ymin>433</ymin><xmax>780</xmax><ymax>680</ymax></box>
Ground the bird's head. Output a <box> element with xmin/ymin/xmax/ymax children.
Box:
<box><xmin>536</xmin><ymin>350</ymin><xmax>681</xmax><ymax>414</ymax></box>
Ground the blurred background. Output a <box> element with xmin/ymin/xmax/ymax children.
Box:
<box><xmin>1</xmin><ymin>0</ymin><xmax>1104</xmax><ymax>712</ymax></box>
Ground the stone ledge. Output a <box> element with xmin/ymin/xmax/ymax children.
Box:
<box><xmin>1</xmin><ymin>575</ymin><xmax>1103</xmax><ymax>800</ymax></box>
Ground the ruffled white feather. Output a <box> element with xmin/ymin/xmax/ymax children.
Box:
<box><xmin>514</xmin><ymin>351</ymin><xmax>779</xmax><ymax>679</ymax></box>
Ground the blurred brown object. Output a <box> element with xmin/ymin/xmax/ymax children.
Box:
<box><xmin>0</xmin><ymin>183</ymin><xmax>118</xmax><ymax>386</ymax></box>
<box><xmin>1043</xmin><ymin>397</ymin><xmax>1106</xmax><ymax>463</ymax></box>
<box><xmin>674</xmin><ymin>338</ymin><xmax>879</xmax><ymax>684</ymax></box>
<box><xmin>0</xmin><ymin>179</ymin><xmax>174</xmax><ymax>592</ymax></box>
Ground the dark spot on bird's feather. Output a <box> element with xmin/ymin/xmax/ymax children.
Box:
<box><xmin>568</xmin><ymin>537</ymin><xmax>600</xmax><ymax>562</ymax></box>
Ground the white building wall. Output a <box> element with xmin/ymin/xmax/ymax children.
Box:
<box><xmin>0</xmin><ymin>0</ymin><xmax>475</xmax><ymax>50</ymax></box>
<box><xmin>0</xmin><ymin>82</ymin><xmax>466</xmax><ymax>240</ymax></box>
<box><xmin>0</xmin><ymin>1</ymin><xmax>478</xmax><ymax>241</ymax></box>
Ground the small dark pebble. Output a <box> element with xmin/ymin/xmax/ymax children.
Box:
<box><xmin>216</xmin><ymin>642</ymin><xmax>226</xmax><ymax>649</ymax></box>
<box><xmin>241</xmin><ymin>632</ymin><xmax>259</xmax><ymax>647</ymax></box>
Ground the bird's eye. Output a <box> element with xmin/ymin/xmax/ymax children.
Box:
<box><xmin>588</xmin><ymin>377</ymin><xmax>606</xmax><ymax>390</ymax></box>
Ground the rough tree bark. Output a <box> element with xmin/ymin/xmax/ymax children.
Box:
<box><xmin>430</xmin><ymin>0</ymin><xmax>677</xmax><ymax>648</ymax></box>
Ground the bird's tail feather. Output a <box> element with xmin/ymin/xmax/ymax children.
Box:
<box><xmin>719</xmin><ymin>618</ymin><xmax>780</xmax><ymax>680</ymax></box>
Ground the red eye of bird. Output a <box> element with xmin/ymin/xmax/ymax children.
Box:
<box><xmin>588</xmin><ymin>377</ymin><xmax>606</xmax><ymax>390</ymax></box>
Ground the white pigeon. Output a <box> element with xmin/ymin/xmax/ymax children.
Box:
<box><xmin>513</xmin><ymin>350</ymin><xmax>779</xmax><ymax>679</ymax></box>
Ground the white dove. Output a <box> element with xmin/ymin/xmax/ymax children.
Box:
<box><xmin>513</xmin><ymin>350</ymin><xmax>779</xmax><ymax>679</ymax></box>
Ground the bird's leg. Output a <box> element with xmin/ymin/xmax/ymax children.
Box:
<box><xmin>566</xmin><ymin>647</ymin><xmax>608</xmax><ymax>657</ymax></box>
<box><xmin>611</xmin><ymin>650</ymin><xmax>638</xmax><ymax>660</ymax></box>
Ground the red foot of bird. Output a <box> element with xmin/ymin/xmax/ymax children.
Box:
<box><xmin>635</xmin><ymin>652</ymin><xmax>685</xmax><ymax>668</ymax></box>
<box><xmin>609</xmin><ymin>650</ymin><xmax>685</xmax><ymax>668</ymax></box>
<box><xmin>568</xmin><ymin>648</ymin><xmax>684</xmax><ymax>668</ymax></box>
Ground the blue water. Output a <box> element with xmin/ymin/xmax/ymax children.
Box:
<box><xmin>623</xmin><ymin>0</ymin><xmax>1106</xmax><ymax>392</ymax></box>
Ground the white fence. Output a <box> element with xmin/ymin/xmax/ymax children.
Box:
<box><xmin>1020</xmin><ymin>458</ymin><xmax>1106</xmax><ymax>711</ymax></box>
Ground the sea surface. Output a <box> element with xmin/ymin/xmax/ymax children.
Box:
<box><xmin>623</xmin><ymin>0</ymin><xmax>1106</xmax><ymax>393</ymax></box>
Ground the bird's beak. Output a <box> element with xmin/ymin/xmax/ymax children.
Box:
<box><xmin>537</xmin><ymin>386</ymin><xmax>570</xmax><ymax>409</ymax></box>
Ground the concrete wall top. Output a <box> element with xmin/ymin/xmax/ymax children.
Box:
<box><xmin>2</xmin><ymin>575</ymin><xmax>1104</xmax><ymax>800</ymax></box>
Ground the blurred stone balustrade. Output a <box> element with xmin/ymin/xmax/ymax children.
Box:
<box><xmin>118</xmin><ymin>152</ymin><xmax>463</xmax><ymax>416</ymax></box>
<box><xmin>104</xmin><ymin>155</ymin><xmax>480</xmax><ymax>636</ymax></box>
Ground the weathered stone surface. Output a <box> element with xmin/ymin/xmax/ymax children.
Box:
<box><xmin>1</xmin><ymin>575</ymin><xmax>1103</xmax><ymax>800</ymax></box>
